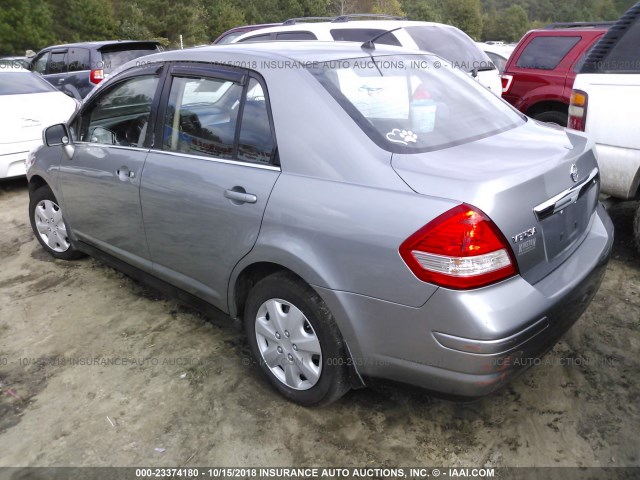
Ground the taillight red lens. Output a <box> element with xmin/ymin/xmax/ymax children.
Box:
<box><xmin>90</xmin><ymin>68</ymin><xmax>104</xmax><ymax>84</ymax></box>
<box><xmin>399</xmin><ymin>204</ymin><xmax>517</xmax><ymax>290</ymax></box>
<box><xmin>568</xmin><ymin>89</ymin><xmax>588</xmax><ymax>131</ymax></box>
<box><xmin>501</xmin><ymin>75</ymin><xmax>513</xmax><ymax>94</ymax></box>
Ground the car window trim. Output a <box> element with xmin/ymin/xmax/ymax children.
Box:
<box><xmin>151</xmin><ymin>149</ymin><xmax>281</xmax><ymax>171</ymax></box>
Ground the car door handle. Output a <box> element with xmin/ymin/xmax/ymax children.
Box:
<box><xmin>58</xmin><ymin>78</ymin><xmax>65</xmax><ymax>84</ymax></box>
<box><xmin>224</xmin><ymin>189</ymin><xmax>257</xmax><ymax>204</ymax></box>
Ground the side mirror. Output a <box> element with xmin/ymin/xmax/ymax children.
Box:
<box><xmin>44</xmin><ymin>124</ymin><xmax>70</xmax><ymax>147</ymax></box>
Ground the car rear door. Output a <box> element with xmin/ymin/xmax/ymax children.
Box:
<box><xmin>59</xmin><ymin>64</ymin><xmax>164</xmax><ymax>270</ymax></box>
<box><xmin>140</xmin><ymin>64</ymin><xmax>280</xmax><ymax>310</ymax></box>
<box><xmin>45</xmin><ymin>49</ymin><xmax>69</xmax><ymax>93</ymax></box>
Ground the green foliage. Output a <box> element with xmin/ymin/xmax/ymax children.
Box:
<box><xmin>483</xmin><ymin>4</ymin><xmax>529</xmax><ymax>41</ymax></box>
<box><xmin>442</xmin><ymin>0</ymin><xmax>483</xmax><ymax>38</ymax></box>
<box><xmin>0</xmin><ymin>0</ymin><xmax>635</xmax><ymax>55</ymax></box>
<box><xmin>0</xmin><ymin>0</ymin><xmax>56</xmax><ymax>55</ymax></box>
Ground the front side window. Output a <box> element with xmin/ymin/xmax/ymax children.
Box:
<box><xmin>310</xmin><ymin>55</ymin><xmax>523</xmax><ymax>154</ymax></box>
<box><xmin>239</xmin><ymin>34</ymin><xmax>272</xmax><ymax>43</ymax></box>
<box><xmin>162</xmin><ymin>74</ymin><xmax>275</xmax><ymax>164</ymax></box>
<box><xmin>31</xmin><ymin>52</ymin><xmax>49</xmax><ymax>74</ymax></box>
<box><xmin>79</xmin><ymin>75</ymin><xmax>159</xmax><ymax>146</ymax></box>
<box><xmin>516</xmin><ymin>36</ymin><xmax>580</xmax><ymax>70</ymax></box>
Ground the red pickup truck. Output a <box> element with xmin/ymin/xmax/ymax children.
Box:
<box><xmin>501</xmin><ymin>23</ymin><xmax>611</xmax><ymax>126</ymax></box>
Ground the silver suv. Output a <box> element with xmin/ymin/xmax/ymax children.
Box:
<box><xmin>28</xmin><ymin>42</ymin><xmax>613</xmax><ymax>405</ymax></box>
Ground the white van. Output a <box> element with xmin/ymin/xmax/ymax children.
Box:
<box><xmin>568</xmin><ymin>3</ymin><xmax>640</xmax><ymax>249</ymax></box>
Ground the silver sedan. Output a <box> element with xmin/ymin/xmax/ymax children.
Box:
<box><xmin>27</xmin><ymin>42</ymin><xmax>613</xmax><ymax>405</ymax></box>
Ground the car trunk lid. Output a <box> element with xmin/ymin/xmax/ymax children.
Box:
<box><xmin>391</xmin><ymin>121</ymin><xmax>600</xmax><ymax>285</ymax></box>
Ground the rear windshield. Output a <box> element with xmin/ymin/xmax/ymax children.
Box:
<box><xmin>404</xmin><ymin>26</ymin><xmax>493</xmax><ymax>72</ymax></box>
<box><xmin>0</xmin><ymin>71</ymin><xmax>56</xmax><ymax>95</ymax></box>
<box><xmin>309</xmin><ymin>55</ymin><xmax>523</xmax><ymax>154</ymax></box>
<box><xmin>101</xmin><ymin>46</ymin><xmax>159</xmax><ymax>73</ymax></box>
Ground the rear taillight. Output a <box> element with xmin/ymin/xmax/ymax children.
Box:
<box><xmin>568</xmin><ymin>89</ymin><xmax>588</xmax><ymax>131</ymax></box>
<box><xmin>90</xmin><ymin>68</ymin><xmax>104</xmax><ymax>84</ymax></box>
<box><xmin>501</xmin><ymin>74</ymin><xmax>513</xmax><ymax>94</ymax></box>
<box><xmin>399</xmin><ymin>204</ymin><xmax>517</xmax><ymax>290</ymax></box>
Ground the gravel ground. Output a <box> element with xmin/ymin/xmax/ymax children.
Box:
<box><xmin>0</xmin><ymin>177</ymin><xmax>638</xmax><ymax>468</ymax></box>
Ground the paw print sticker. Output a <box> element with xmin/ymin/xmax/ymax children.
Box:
<box><xmin>386</xmin><ymin>128</ymin><xmax>418</xmax><ymax>145</ymax></box>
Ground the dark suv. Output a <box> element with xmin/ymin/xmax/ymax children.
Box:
<box><xmin>501</xmin><ymin>22</ymin><xmax>612</xmax><ymax>126</ymax></box>
<box><xmin>29</xmin><ymin>40</ymin><xmax>161</xmax><ymax>99</ymax></box>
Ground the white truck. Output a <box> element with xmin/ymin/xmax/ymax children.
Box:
<box><xmin>568</xmin><ymin>2</ymin><xmax>640</xmax><ymax>250</ymax></box>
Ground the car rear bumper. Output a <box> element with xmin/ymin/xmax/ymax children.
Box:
<box><xmin>316</xmin><ymin>203</ymin><xmax>614</xmax><ymax>397</ymax></box>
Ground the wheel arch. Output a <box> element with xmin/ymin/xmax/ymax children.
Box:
<box><xmin>525</xmin><ymin>100</ymin><xmax>569</xmax><ymax>118</ymax></box>
<box><xmin>229</xmin><ymin>261</ymin><xmax>311</xmax><ymax>321</ymax></box>
<box><xmin>28</xmin><ymin>175</ymin><xmax>49</xmax><ymax>195</ymax></box>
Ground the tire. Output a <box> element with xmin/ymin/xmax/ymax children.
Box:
<box><xmin>29</xmin><ymin>185</ymin><xmax>84</xmax><ymax>260</ymax></box>
<box><xmin>244</xmin><ymin>272</ymin><xmax>350</xmax><ymax>406</ymax></box>
<box><xmin>533</xmin><ymin>110</ymin><xmax>568</xmax><ymax>127</ymax></box>
<box><xmin>634</xmin><ymin>203</ymin><xmax>640</xmax><ymax>253</ymax></box>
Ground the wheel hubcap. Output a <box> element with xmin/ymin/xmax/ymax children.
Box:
<box><xmin>34</xmin><ymin>200</ymin><xmax>70</xmax><ymax>253</ymax></box>
<box><xmin>255</xmin><ymin>298</ymin><xmax>322</xmax><ymax>390</ymax></box>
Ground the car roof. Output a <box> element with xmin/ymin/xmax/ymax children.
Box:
<box><xmin>0</xmin><ymin>63</ymin><xmax>28</xmax><ymax>72</ymax></box>
<box><xmin>37</xmin><ymin>40</ymin><xmax>160</xmax><ymax>51</ymax></box>
<box><xmin>232</xmin><ymin>19</ymin><xmax>458</xmax><ymax>40</ymax></box>
<box><xmin>139</xmin><ymin>41</ymin><xmax>434</xmax><ymax>64</ymax></box>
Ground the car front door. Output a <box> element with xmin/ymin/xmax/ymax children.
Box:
<box><xmin>59</xmin><ymin>64</ymin><xmax>164</xmax><ymax>269</ymax></box>
<box><xmin>140</xmin><ymin>65</ymin><xmax>280</xmax><ymax>310</ymax></box>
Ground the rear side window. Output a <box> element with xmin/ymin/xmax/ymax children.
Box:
<box><xmin>101</xmin><ymin>46</ymin><xmax>159</xmax><ymax>73</ymax></box>
<box><xmin>68</xmin><ymin>48</ymin><xmax>91</xmax><ymax>72</ymax></box>
<box><xmin>275</xmin><ymin>31</ymin><xmax>317</xmax><ymax>40</ymax></box>
<box><xmin>330</xmin><ymin>29</ymin><xmax>401</xmax><ymax>46</ymax></box>
<box><xmin>48</xmin><ymin>51</ymin><xmax>67</xmax><ymax>74</ymax></box>
<box><xmin>162</xmin><ymin>74</ymin><xmax>275</xmax><ymax>164</ymax></box>
<box><xmin>0</xmin><ymin>72</ymin><xmax>56</xmax><ymax>95</ymax></box>
<box><xmin>516</xmin><ymin>36</ymin><xmax>580</xmax><ymax>70</ymax></box>
<box><xmin>405</xmin><ymin>26</ymin><xmax>492</xmax><ymax>72</ymax></box>
<box><xmin>310</xmin><ymin>55</ymin><xmax>523</xmax><ymax>154</ymax></box>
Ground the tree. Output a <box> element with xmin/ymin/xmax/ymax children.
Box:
<box><xmin>372</xmin><ymin>0</ymin><xmax>404</xmax><ymax>15</ymax></box>
<box><xmin>54</xmin><ymin>0</ymin><xmax>118</xmax><ymax>43</ymax></box>
<box><xmin>442</xmin><ymin>0</ymin><xmax>483</xmax><ymax>38</ymax></box>
<box><xmin>0</xmin><ymin>0</ymin><xmax>55</xmax><ymax>54</ymax></box>
<box><xmin>402</xmin><ymin>0</ymin><xmax>443</xmax><ymax>21</ymax></box>
<box><xmin>492</xmin><ymin>4</ymin><xmax>529</xmax><ymax>42</ymax></box>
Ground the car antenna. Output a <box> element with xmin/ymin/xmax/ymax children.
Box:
<box><xmin>361</xmin><ymin>27</ymin><xmax>403</xmax><ymax>50</ymax></box>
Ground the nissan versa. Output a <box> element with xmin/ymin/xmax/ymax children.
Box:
<box><xmin>27</xmin><ymin>42</ymin><xmax>613</xmax><ymax>406</ymax></box>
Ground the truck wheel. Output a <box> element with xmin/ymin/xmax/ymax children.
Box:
<box><xmin>533</xmin><ymin>110</ymin><xmax>568</xmax><ymax>127</ymax></box>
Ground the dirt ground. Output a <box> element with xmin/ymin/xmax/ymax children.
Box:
<box><xmin>0</xmin><ymin>177</ymin><xmax>638</xmax><ymax>468</ymax></box>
